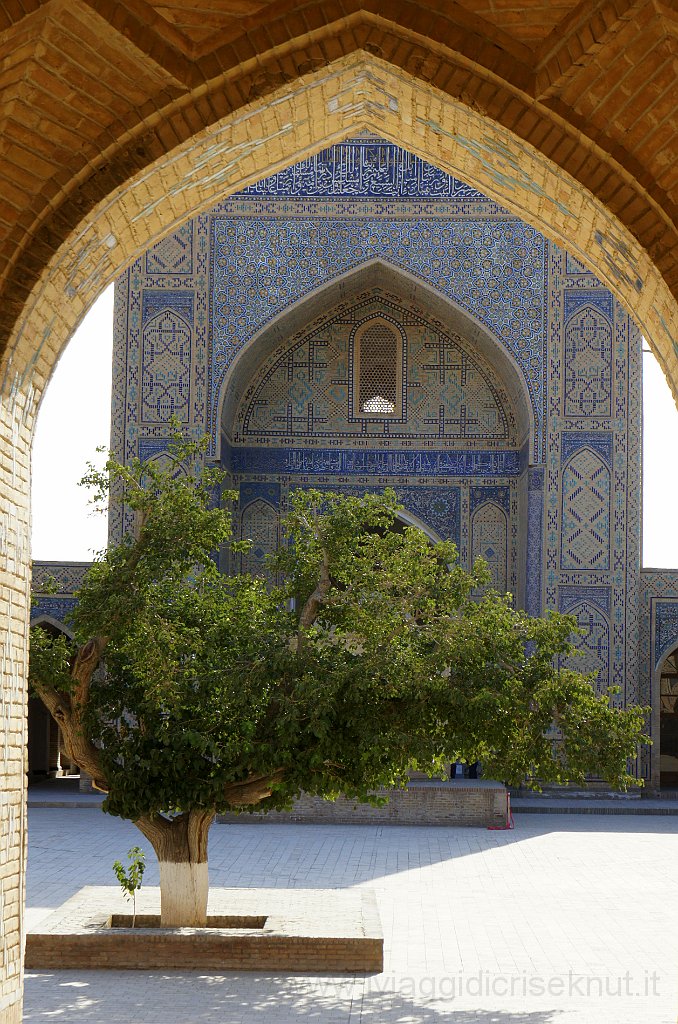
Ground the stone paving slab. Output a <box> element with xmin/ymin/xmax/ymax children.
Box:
<box><xmin>26</xmin><ymin>885</ymin><xmax>382</xmax><ymax>972</ymax></box>
<box><xmin>23</xmin><ymin>807</ymin><xmax>678</xmax><ymax>1023</ymax></box>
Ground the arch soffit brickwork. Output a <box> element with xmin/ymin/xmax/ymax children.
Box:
<box><xmin>4</xmin><ymin>53</ymin><xmax>678</xmax><ymax>437</ymax></box>
<box><xmin>218</xmin><ymin>258</ymin><xmax>534</xmax><ymax>453</ymax></box>
<box><xmin>2</xmin><ymin>5</ymin><xmax>677</xmax><ymax>348</ymax></box>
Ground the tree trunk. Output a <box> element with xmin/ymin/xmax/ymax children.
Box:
<box><xmin>136</xmin><ymin>810</ymin><xmax>214</xmax><ymax>927</ymax></box>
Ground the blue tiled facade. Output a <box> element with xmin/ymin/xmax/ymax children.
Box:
<box><xmin>33</xmin><ymin>135</ymin><xmax>678</xmax><ymax>788</ymax></box>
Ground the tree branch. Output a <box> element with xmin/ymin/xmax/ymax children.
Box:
<box><xmin>31</xmin><ymin>635</ymin><xmax>110</xmax><ymax>792</ymax></box>
<box><xmin>294</xmin><ymin>548</ymin><xmax>331</xmax><ymax>653</ymax></box>
<box><xmin>222</xmin><ymin>769</ymin><xmax>285</xmax><ymax>807</ymax></box>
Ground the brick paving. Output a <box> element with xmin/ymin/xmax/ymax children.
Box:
<box><xmin>24</xmin><ymin>807</ymin><xmax>678</xmax><ymax>1023</ymax></box>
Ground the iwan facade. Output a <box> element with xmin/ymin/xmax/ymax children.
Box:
<box><xmin>32</xmin><ymin>135</ymin><xmax>678</xmax><ymax>791</ymax></box>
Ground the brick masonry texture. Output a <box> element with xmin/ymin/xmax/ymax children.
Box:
<box><xmin>217</xmin><ymin>782</ymin><xmax>508</xmax><ymax>827</ymax></box>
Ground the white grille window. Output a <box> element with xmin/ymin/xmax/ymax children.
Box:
<box><xmin>355</xmin><ymin>318</ymin><xmax>402</xmax><ymax>417</ymax></box>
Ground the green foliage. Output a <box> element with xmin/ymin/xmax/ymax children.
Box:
<box><xmin>112</xmin><ymin>846</ymin><xmax>146</xmax><ymax>899</ymax></box>
<box><xmin>112</xmin><ymin>846</ymin><xmax>145</xmax><ymax>926</ymax></box>
<box><xmin>28</xmin><ymin>436</ymin><xmax>649</xmax><ymax>829</ymax></box>
<box><xmin>29</xmin><ymin>626</ymin><xmax>74</xmax><ymax>696</ymax></box>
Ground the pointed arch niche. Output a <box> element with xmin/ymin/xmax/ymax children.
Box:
<box><xmin>219</xmin><ymin>262</ymin><xmax>533</xmax><ymax>453</ymax></box>
<box><xmin>218</xmin><ymin>263</ymin><xmax>533</xmax><ymax>604</ymax></box>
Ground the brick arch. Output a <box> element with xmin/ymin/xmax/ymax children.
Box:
<box><xmin>5</xmin><ymin>54</ymin><xmax>678</xmax><ymax>424</ymax></box>
<box><xmin>2</xmin><ymin>48</ymin><xmax>678</xmax><ymax>1022</ymax></box>
<box><xmin>2</xmin><ymin>5</ymin><xmax>677</xmax><ymax>356</ymax></box>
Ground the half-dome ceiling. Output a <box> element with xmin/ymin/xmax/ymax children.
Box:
<box><xmin>232</xmin><ymin>288</ymin><xmax>520</xmax><ymax>450</ymax></box>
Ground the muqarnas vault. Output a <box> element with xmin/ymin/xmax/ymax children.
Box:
<box><xmin>35</xmin><ymin>135</ymin><xmax>678</xmax><ymax>789</ymax></box>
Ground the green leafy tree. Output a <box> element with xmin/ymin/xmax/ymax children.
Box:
<box><xmin>29</xmin><ymin>437</ymin><xmax>648</xmax><ymax>927</ymax></box>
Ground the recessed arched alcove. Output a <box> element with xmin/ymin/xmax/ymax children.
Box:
<box><xmin>219</xmin><ymin>260</ymin><xmax>534</xmax><ymax>456</ymax></box>
<box><xmin>658</xmin><ymin>646</ymin><xmax>678</xmax><ymax>788</ymax></box>
<box><xmin>26</xmin><ymin>617</ymin><xmax>75</xmax><ymax>783</ymax></box>
<box><xmin>217</xmin><ymin>260</ymin><xmax>532</xmax><ymax>602</ymax></box>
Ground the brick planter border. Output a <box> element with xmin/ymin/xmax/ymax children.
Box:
<box><xmin>26</xmin><ymin>886</ymin><xmax>383</xmax><ymax>973</ymax></box>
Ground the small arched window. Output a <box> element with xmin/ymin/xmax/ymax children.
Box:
<box><xmin>354</xmin><ymin>317</ymin><xmax>403</xmax><ymax>418</ymax></box>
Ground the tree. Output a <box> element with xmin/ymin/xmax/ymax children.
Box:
<box><xmin>29</xmin><ymin>437</ymin><xmax>648</xmax><ymax>927</ymax></box>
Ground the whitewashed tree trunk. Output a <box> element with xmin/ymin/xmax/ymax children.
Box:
<box><xmin>158</xmin><ymin>860</ymin><xmax>209</xmax><ymax>927</ymax></box>
<box><xmin>136</xmin><ymin>809</ymin><xmax>214</xmax><ymax>928</ymax></box>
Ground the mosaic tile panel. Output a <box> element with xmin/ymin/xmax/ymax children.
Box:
<box><xmin>560</xmin><ymin>431</ymin><xmax>613</xmax><ymax>468</ymax></box>
<box><xmin>640</xmin><ymin>572</ymin><xmax>678</xmax><ymax>680</ymax></box>
<box><xmin>30</xmin><ymin>597</ymin><xmax>78</xmax><ymax>628</ymax></box>
<box><xmin>561</xmin><ymin>448</ymin><xmax>611</xmax><ymax>570</ymax></box>
<box><xmin>226</xmin><ymin>446</ymin><xmax>524</xmax><ymax>477</ymax></box>
<box><xmin>210</xmin><ymin>213</ymin><xmax>546</xmax><ymax>458</ymax></box>
<box><xmin>145</xmin><ymin>223</ymin><xmax>194</xmax><ymax>276</ymax></box>
<box><xmin>655</xmin><ymin>601</ymin><xmax>678</xmax><ymax>669</ymax></box>
<box><xmin>31</xmin><ymin>561</ymin><xmax>90</xmax><ymax>631</ymax></box>
<box><xmin>471</xmin><ymin>502</ymin><xmax>508</xmax><ymax>593</ymax></box>
<box><xmin>525</xmin><ymin>467</ymin><xmax>544</xmax><ymax>617</ymax></box>
<box><xmin>270</xmin><ymin>482</ymin><xmax>463</xmax><ymax>549</ymax></box>
<box><xmin>469</xmin><ymin>485</ymin><xmax>510</xmax><ymax>515</ymax></box>
<box><xmin>239</xmin><ymin>481</ymin><xmax>281</xmax><ymax>509</ymax></box>
<box><xmin>236</xmin><ymin>293</ymin><xmax>517</xmax><ymax>446</ymax></box>
<box><xmin>240</xmin><ymin>499</ymin><xmax>279</xmax><ymax>576</ymax></box>
<box><xmin>564</xmin><ymin>302</ymin><xmax>612</xmax><ymax>417</ymax></box>
<box><xmin>141</xmin><ymin>307</ymin><xmax>192</xmax><ymax>421</ymax></box>
<box><xmin>31</xmin><ymin>562</ymin><xmax>90</xmax><ymax>594</ymax></box>
<box><xmin>240</xmin><ymin>138</ymin><xmax>488</xmax><ymax>200</ymax></box>
<box><xmin>559</xmin><ymin>600</ymin><xmax>611</xmax><ymax>693</ymax></box>
<box><xmin>638</xmin><ymin>573</ymin><xmax>678</xmax><ymax>780</ymax></box>
<box><xmin>559</xmin><ymin>585</ymin><xmax>611</xmax><ymax>617</ymax></box>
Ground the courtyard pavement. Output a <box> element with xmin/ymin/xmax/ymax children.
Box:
<box><xmin>24</xmin><ymin>806</ymin><xmax>678</xmax><ymax>1023</ymax></box>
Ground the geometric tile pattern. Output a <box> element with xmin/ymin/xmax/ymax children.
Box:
<box><xmin>292</xmin><ymin>483</ymin><xmax>463</xmax><ymax>548</ymax></box>
<box><xmin>559</xmin><ymin>585</ymin><xmax>611</xmax><ymax>617</ymax></box>
<box><xmin>469</xmin><ymin>485</ymin><xmax>510</xmax><ymax>515</ymax></box>
<box><xmin>239</xmin><ymin>498</ymin><xmax>279</xmax><ymax>576</ymax></box>
<box><xmin>639</xmin><ymin>572</ymin><xmax>678</xmax><ymax>780</ymax></box>
<box><xmin>30</xmin><ymin>561</ymin><xmax>91</xmax><ymax>631</ymax></box>
<box><xmin>210</xmin><ymin>210</ymin><xmax>547</xmax><ymax>458</ymax></box>
<box><xmin>559</xmin><ymin>600</ymin><xmax>611</xmax><ymax>693</ymax></box>
<box><xmin>31</xmin><ymin>562</ymin><xmax>90</xmax><ymax>594</ymax></box>
<box><xmin>145</xmin><ymin>223</ymin><xmax>194</xmax><ymax>276</ymax></box>
<box><xmin>239</xmin><ymin>481</ymin><xmax>281</xmax><ymax>509</ymax></box>
<box><xmin>29</xmin><ymin>596</ymin><xmax>78</xmax><ymax>629</ymax></box>
<box><xmin>141</xmin><ymin>308</ymin><xmax>192</xmax><ymax>421</ymax></box>
<box><xmin>471</xmin><ymin>501</ymin><xmax>508</xmax><ymax>593</ymax></box>
<box><xmin>525</xmin><ymin>466</ymin><xmax>544</xmax><ymax>617</ymax></box>
<box><xmin>564</xmin><ymin>303</ymin><xmax>612</xmax><ymax>417</ymax></box>
<box><xmin>561</xmin><ymin>448</ymin><xmax>611</xmax><ymax>569</ymax></box>
<box><xmin>237</xmin><ymin>293</ymin><xmax>516</xmax><ymax>446</ymax></box>
<box><xmin>655</xmin><ymin>601</ymin><xmax>678</xmax><ymax>670</ymax></box>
